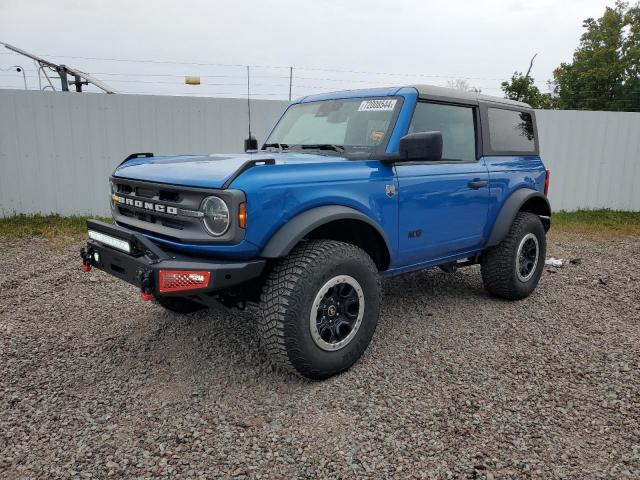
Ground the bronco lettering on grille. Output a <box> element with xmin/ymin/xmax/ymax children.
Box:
<box><xmin>113</xmin><ymin>195</ymin><xmax>179</xmax><ymax>215</ymax></box>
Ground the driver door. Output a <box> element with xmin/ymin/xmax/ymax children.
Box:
<box><xmin>395</xmin><ymin>101</ymin><xmax>489</xmax><ymax>265</ymax></box>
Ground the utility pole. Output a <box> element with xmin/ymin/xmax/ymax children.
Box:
<box><xmin>58</xmin><ymin>65</ymin><xmax>70</xmax><ymax>91</ymax></box>
<box><xmin>289</xmin><ymin>66</ymin><xmax>293</xmax><ymax>101</ymax></box>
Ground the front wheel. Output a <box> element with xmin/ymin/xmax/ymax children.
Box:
<box><xmin>258</xmin><ymin>240</ymin><xmax>380</xmax><ymax>380</ymax></box>
<box><xmin>481</xmin><ymin>212</ymin><xmax>546</xmax><ymax>300</ymax></box>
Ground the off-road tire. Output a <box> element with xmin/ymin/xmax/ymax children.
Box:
<box><xmin>154</xmin><ymin>295</ymin><xmax>206</xmax><ymax>314</ymax></box>
<box><xmin>258</xmin><ymin>239</ymin><xmax>380</xmax><ymax>380</ymax></box>
<box><xmin>481</xmin><ymin>212</ymin><xmax>546</xmax><ymax>300</ymax></box>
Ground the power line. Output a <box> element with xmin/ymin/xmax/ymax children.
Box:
<box><xmin>0</xmin><ymin>67</ymin><xmax>518</xmax><ymax>89</ymax></box>
<box><xmin>4</xmin><ymin>71</ymin><xmax>638</xmax><ymax>96</ymax></box>
<box><xmin>1</xmin><ymin>53</ymin><xmax>635</xmax><ymax>108</ymax></box>
<box><xmin>0</xmin><ymin>50</ymin><xmax>283</xmax><ymax>69</ymax></box>
<box><xmin>0</xmin><ymin>50</ymin><xmax>519</xmax><ymax>81</ymax></box>
<box><xmin>0</xmin><ymin>72</ymin><xmax>340</xmax><ymax>90</ymax></box>
<box><xmin>0</xmin><ymin>68</ymin><xmax>540</xmax><ymax>93</ymax></box>
<box><xmin>3</xmin><ymin>50</ymin><xmax>561</xmax><ymax>99</ymax></box>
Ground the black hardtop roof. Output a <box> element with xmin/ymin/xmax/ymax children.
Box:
<box><xmin>412</xmin><ymin>84</ymin><xmax>533</xmax><ymax>109</ymax></box>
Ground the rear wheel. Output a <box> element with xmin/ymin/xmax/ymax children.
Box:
<box><xmin>154</xmin><ymin>295</ymin><xmax>206</xmax><ymax>314</ymax></box>
<box><xmin>258</xmin><ymin>239</ymin><xmax>380</xmax><ymax>380</ymax></box>
<box><xmin>481</xmin><ymin>212</ymin><xmax>546</xmax><ymax>300</ymax></box>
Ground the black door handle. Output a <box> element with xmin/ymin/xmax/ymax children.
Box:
<box><xmin>468</xmin><ymin>179</ymin><xmax>488</xmax><ymax>189</ymax></box>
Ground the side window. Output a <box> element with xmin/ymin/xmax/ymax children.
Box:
<box><xmin>408</xmin><ymin>102</ymin><xmax>476</xmax><ymax>161</ymax></box>
<box><xmin>487</xmin><ymin>108</ymin><xmax>535</xmax><ymax>153</ymax></box>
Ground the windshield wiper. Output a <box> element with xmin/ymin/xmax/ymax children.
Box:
<box><xmin>263</xmin><ymin>143</ymin><xmax>289</xmax><ymax>152</ymax></box>
<box><xmin>300</xmin><ymin>144</ymin><xmax>345</xmax><ymax>153</ymax></box>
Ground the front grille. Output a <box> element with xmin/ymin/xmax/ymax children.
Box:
<box><xmin>110</xmin><ymin>178</ymin><xmax>212</xmax><ymax>242</ymax></box>
<box><xmin>109</xmin><ymin>177</ymin><xmax>246</xmax><ymax>245</ymax></box>
<box><xmin>113</xmin><ymin>180</ymin><xmax>191</xmax><ymax>231</ymax></box>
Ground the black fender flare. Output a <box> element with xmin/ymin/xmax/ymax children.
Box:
<box><xmin>261</xmin><ymin>205</ymin><xmax>391</xmax><ymax>259</ymax></box>
<box><xmin>487</xmin><ymin>188</ymin><xmax>551</xmax><ymax>247</ymax></box>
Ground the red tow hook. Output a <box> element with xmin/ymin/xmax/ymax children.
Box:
<box><xmin>139</xmin><ymin>270</ymin><xmax>153</xmax><ymax>302</ymax></box>
<box><xmin>80</xmin><ymin>247</ymin><xmax>92</xmax><ymax>272</ymax></box>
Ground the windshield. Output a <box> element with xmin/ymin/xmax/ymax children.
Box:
<box><xmin>264</xmin><ymin>97</ymin><xmax>400</xmax><ymax>155</ymax></box>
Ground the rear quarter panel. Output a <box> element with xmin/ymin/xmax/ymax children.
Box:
<box><xmin>484</xmin><ymin>155</ymin><xmax>547</xmax><ymax>240</ymax></box>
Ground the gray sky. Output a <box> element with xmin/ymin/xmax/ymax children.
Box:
<box><xmin>0</xmin><ymin>0</ymin><xmax>613</xmax><ymax>99</ymax></box>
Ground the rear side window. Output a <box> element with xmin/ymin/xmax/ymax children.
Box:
<box><xmin>409</xmin><ymin>102</ymin><xmax>476</xmax><ymax>161</ymax></box>
<box><xmin>487</xmin><ymin>108</ymin><xmax>535</xmax><ymax>153</ymax></box>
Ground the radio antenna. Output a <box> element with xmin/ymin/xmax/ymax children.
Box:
<box><xmin>247</xmin><ymin>66</ymin><xmax>252</xmax><ymax>140</ymax></box>
<box><xmin>243</xmin><ymin>66</ymin><xmax>258</xmax><ymax>151</ymax></box>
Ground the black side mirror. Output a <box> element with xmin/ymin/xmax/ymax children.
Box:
<box><xmin>398</xmin><ymin>131</ymin><xmax>443</xmax><ymax>161</ymax></box>
<box><xmin>244</xmin><ymin>135</ymin><xmax>258</xmax><ymax>152</ymax></box>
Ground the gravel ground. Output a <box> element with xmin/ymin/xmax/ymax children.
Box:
<box><xmin>1</xmin><ymin>232</ymin><xmax>638</xmax><ymax>479</ymax></box>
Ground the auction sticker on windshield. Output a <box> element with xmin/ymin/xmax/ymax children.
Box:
<box><xmin>358</xmin><ymin>99</ymin><xmax>397</xmax><ymax>112</ymax></box>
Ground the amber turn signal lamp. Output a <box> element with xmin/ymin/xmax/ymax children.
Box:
<box><xmin>238</xmin><ymin>202</ymin><xmax>247</xmax><ymax>229</ymax></box>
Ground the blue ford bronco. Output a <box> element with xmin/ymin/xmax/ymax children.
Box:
<box><xmin>82</xmin><ymin>85</ymin><xmax>551</xmax><ymax>380</ymax></box>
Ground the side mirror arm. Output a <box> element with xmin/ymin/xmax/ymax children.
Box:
<box><xmin>378</xmin><ymin>152</ymin><xmax>403</xmax><ymax>164</ymax></box>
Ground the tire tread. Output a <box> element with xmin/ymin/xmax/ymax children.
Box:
<box><xmin>258</xmin><ymin>239</ymin><xmax>379</xmax><ymax>378</ymax></box>
<box><xmin>481</xmin><ymin>212</ymin><xmax>546</xmax><ymax>300</ymax></box>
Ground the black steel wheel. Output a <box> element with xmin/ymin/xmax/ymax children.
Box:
<box><xmin>258</xmin><ymin>239</ymin><xmax>380</xmax><ymax>380</ymax></box>
<box><xmin>516</xmin><ymin>233</ymin><xmax>540</xmax><ymax>282</ymax></box>
<box><xmin>310</xmin><ymin>275</ymin><xmax>365</xmax><ymax>351</ymax></box>
<box><xmin>481</xmin><ymin>212</ymin><xmax>546</xmax><ymax>300</ymax></box>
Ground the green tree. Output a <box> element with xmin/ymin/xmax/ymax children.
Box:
<box><xmin>501</xmin><ymin>73</ymin><xmax>555</xmax><ymax>108</ymax></box>
<box><xmin>553</xmin><ymin>1</ymin><xmax>640</xmax><ymax>111</ymax></box>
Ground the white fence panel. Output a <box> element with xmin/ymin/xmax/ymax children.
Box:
<box><xmin>0</xmin><ymin>89</ymin><xmax>288</xmax><ymax>216</ymax></box>
<box><xmin>536</xmin><ymin>109</ymin><xmax>640</xmax><ymax>211</ymax></box>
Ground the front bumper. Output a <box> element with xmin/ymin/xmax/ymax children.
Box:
<box><xmin>81</xmin><ymin>220</ymin><xmax>266</xmax><ymax>298</ymax></box>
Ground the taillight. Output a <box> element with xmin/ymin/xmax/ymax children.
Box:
<box><xmin>544</xmin><ymin>170</ymin><xmax>550</xmax><ymax>197</ymax></box>
<box><xmin>158</xmin><ymin>270</ymin><xmax>211</xmax><ymax>293</ymax></box>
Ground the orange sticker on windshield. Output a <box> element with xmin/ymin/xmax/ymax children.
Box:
<box><xmin>370</xmin><ymin>131</ymin><xmax>385</xmax><ymax>142</ymax></box>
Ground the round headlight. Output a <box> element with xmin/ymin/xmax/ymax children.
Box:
<box><xmin>201</xmin><ymin>196</ymin><xmax>230</xmax><ymax>236</ymax></box>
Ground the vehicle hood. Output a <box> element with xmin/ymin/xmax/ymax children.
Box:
<box><xmin>112</xmin><ymin>152</ymin><xmax>351</xmax><ymax>189</ymax></box>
